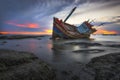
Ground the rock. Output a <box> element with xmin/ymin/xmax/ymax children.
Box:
<box><xmin>0</xmin><ymin>36</ymin><xmax>8</xmax><ymax>39</ymax></box>
<box><xmin>86</xmin><ymin>52</ymin><xmax>120</xmax><ymax>80</ymax></box>
<box><xmin>0</xmin><ymin>35</ymin><xmax>45</xmax><ymax>39</ymax></box>
<box><xmin>0</xmin><ymin>49</ymin><xmax>56</xmax><ymax>80</ymax></box>
<box><xmin>65</xmin><ymin>42</ymin><xmax>102</xmax><ymax>47</ymax></box>
<box><xmin>71</xmin><ymin>75</ymin><xmax>79</xmax><ymax>80</ymax></box>
<box><xmin>105</xmin><ymin>44</ymin><xmax>120</xmax><ymax>48</ymax></box>
<box><xmin>61</xmin><ymin>71</ymin><xmax>70</xmax><ymax>75</ymax></box>
<box><xmin>2</xmin><ymin>41</ymin><xmax>7</xmax><ymax>43</ymax></box>
<box><xmin>73</xmin><ymin>49</ymin><xmax>105</xmax><ymax>54</ymax></box>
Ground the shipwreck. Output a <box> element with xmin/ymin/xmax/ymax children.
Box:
<box><xmin>52</xmin><ymin>7</ymin><xmax>97</xmax><ymax>39</ymax></box>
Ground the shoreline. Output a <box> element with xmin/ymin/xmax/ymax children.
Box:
<box><xmin>0</xmin><ymin>35</ymin><xmax>46</xmax><ymax>39</ymax></box>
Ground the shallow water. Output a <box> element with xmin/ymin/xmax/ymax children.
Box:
<box><xmin>0</xmin><ymin>35</ymin><xmax>120</xmax><ymax>65</ymax></box>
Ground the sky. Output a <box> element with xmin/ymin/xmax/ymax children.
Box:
<box><xmin>0</xmin><ymin>0</ymin><xmax>120</xmax><ymax>35</ymax></box>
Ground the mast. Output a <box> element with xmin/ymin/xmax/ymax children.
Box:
<box><xmin>64</xmin><ymin>7</ymin><xmax>77</xmax><ymax>23</ymax></box>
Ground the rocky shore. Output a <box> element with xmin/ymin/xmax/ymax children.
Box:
<box><xmin>0</xmin><ymin>49</ymin><xmax>55</xmax><ymax>80</ymax></box>
<box><xmin>0</xmin><ymin>49</ymin><xmax>120</xmax><ymax>80</ymax></box>
<box><xmin>54</xmin><ymin>52</ymin><xmax>120</xmax><ymax>80</ymax></box>
<box><xmin>86</xmin><ymin>52</ymin><xmax>120</xmax><ymax>80</ymax></box>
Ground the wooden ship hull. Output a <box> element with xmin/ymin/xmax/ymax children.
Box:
<box><xmin>52</xmin><ymin>7</ymin><xmax>97</xmax><ymax>39</ymax></box>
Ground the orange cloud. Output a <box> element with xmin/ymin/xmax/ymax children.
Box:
<box><xmin>6</xmin><ymin>21</ymin><xmax>39</xmax><ymax>28</ymax></box>
<box><xmin>0</xmin><ymin>32</ymin><xmax>9</xmax><ymax>35</ymax></box>
<box><xmin>94</xmin><ymin>29</ymin><xmax>118</xmax><ymax>34</ymax></box>
<box><xmin>27</xmin><ymin>23</ymin><xmax>39</xmax><ymax>28</ymax></box>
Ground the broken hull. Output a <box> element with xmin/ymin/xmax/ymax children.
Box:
<box><xmin>52</xmin><ymin>18</ymin><xmax>96</xmax><ymax>39</ymax></box>
<box><xmin>52</xmin><ymin>25</ymin><xmax>90</xmax><ymax>39</ymax></box>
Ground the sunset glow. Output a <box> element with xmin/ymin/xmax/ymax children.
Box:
<box><xmin>0</xmin><ymin>32</ymin><xmax>9</xmax><ymax>35</ymax></box>
<box><xmin>94</xmin><ymin>29</ymin><xmax>118</xmax><ymax>34</ymax></box>
<box><xmin>6</xmin><ymin>21</ymin><xmax>39</xmax><ymax>28</ymax></box>
<box><xmin>0</xmin><ymin>31</ymin><xmax>52</xmax><ymax>35</ymax></box>
<box><xmin>0</xmin><ymin>28</ymin><xmax>118</xmax><ymax>35</ymax></box>
<box><xmin>44</xmin><ymin>30</ymin><xmax>53</xmax><ymax>33</ymax></box>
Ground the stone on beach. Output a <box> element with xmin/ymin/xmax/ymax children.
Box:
<box><xmin>0</xmin><ymin>49</ymin><xmax>56</xmax><ymax>80</ymax></box>
<box><xmin>86</xmin><ymin>52</ymin><xmax>120</xmax><ymax>80</ymax></box>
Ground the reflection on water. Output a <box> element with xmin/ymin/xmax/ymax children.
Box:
<box><xmin>73</xmin><ymin>45</ymin><xmax>81</xmax><ymax>50</ymax></box>
<box><xmin>51</xmin><ymin>36</ymin><xmax>120</xmax><ymax>64</ymax></box>
<box><xmin>29</xmin><ymin>40</ymin><xmax>36</xmax><ymax>51</ymax></box>
<box><xmin>0</xmin><ymin>35</ymin><xmax>120</xmax><ymax>64</ymax></box>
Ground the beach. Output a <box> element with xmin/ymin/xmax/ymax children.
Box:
<box><xmin>0</xmin><ymin>35</ymin><xmax>120</xmax><ymax>80</ymax></box>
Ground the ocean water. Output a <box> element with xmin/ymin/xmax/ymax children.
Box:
<box><xmin>0</xmin><ymin>35</ymin><xmax>120</xmax><ymax>65</ymax></box>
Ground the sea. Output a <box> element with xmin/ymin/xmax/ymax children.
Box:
<box><xmin>0</xmin><ymin>35</ymin><xmax>120</xmax><ymax>65</ymax></box>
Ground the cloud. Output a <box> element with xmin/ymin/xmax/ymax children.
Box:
<box><xmin>92</xmin><ymin>16</ymin><xmax>120</xmax><ymax>26</ymax></box>
<box><xmin>72</xmin><ymin>1</ymin><xmax>120</xmax><ymax>18</ymax></box>
<box><xmin>1</xmin><ymin>0</ymin><xmax>119</xmax><ymax>21</ymax></box>
<box><xmin>52</xmin><ymin>1</ymin><xmax>120</xmax><ymax>26</ymax></box>
<box><xmin>5</xmin><ymin>21</ymin><xmax>40</xmax><ymax>29</ymax></box>
<box><xmin>0</xmin><ymin>0</ymin><xmax>120</xmax><ymax>34</ymax></box>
